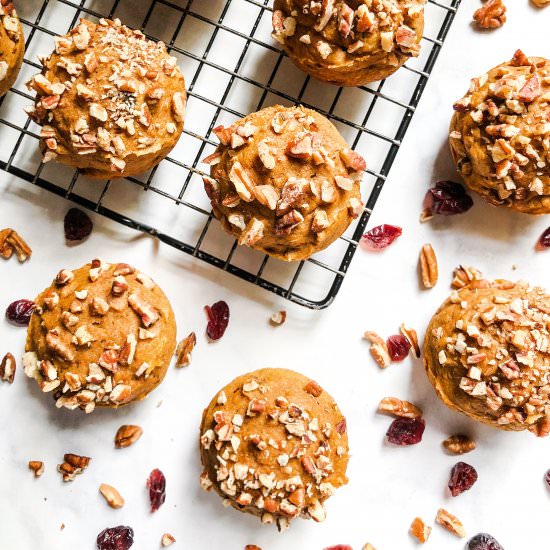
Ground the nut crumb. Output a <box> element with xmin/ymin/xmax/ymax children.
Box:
<box><xmin>378</xmin><ymin>397</ymin><xmax>422</xmax><ymax>419</ymax></box>
<box><xmin>162</xmin><ymin>533</ymin><xmax>176</xmax><ymax>546</ymax></box>
<box><xmin>99</xmin><ymin>483</ymin><xmax>125</xmax><ymax>509</ymax></box>
<box><xmin>114</xmin><ymin>424</ymin><xmax>143</xmax><ymax>448</ymax></box>
<box><xmin>28</xmin><ymin>460</ymin><xmax>44</xmax><ymax>477</ymax></box>
<box><xmin>270</xmin><ymin>310</ymin><xmax>286</xmax><ymax>326</ymax></box>
<box><xmin>436</xmin><ymin>508</ymin><xmax>466</xmax><ymax>538</ymax></box>
<box><xmin>364</xmin><ymin>331</ymin><xmax>391</xmax><ymax>368</ymax></box>
<box><xmin>410</xmin><ymin>517</ymin><xmax>432</xmax><ymax>543</ymax></box>
<box><xmin>442</xmin><ymin>434</ymin><xmax>476</xmax><ymax>455</ymax></box>
<box><xmin>175</xmin><ymin>332</ymin><xmax>196</xmax><ymax>368</ymax></box>
<box><xmin>419</xmin><ymin>243</ymin><xmax>438</xmax><ymax>289</ymax></box>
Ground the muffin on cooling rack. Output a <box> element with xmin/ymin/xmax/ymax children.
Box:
<box><xmin>26</xmin><ymin>18</ymin><xmax>186</xmax><ymax>179</ymax></box>
<box><xmin>23</xmin><ymin>259</ymin><xmax>177</xmax><ymax>413</ymax></box>
<box><xmin>424</xmin><ymin>277</ymin><xmax>550</xmax><ymax>436</ymax></box>
<box><xmin>199</xmin><ymin>368</ymin><xmax>349</xmax><ymax>530</ymax></box>
<box><xmin>271</xmin><ymin>0</ymin><xmax>424</xmax><ymax>86</ymax></box>
<box><xmin>0</xmin><ymin>2</ymin><xmax>25</xmax><ymax>97</ymax></box>
<box><xmin>202</xmin><ymin>105</ymin><xmax>366</xmax><ymax>262</ymax></box>
<box><xmin>450</xmin><ymin>50</ymin><xmax>550</xmax><ymax>214</ymax></box>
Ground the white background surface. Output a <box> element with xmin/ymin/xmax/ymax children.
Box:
<box><xmin>1</xmin><ymin>1</ymin><xmax>549</xmax><ymax>549</ymax></box>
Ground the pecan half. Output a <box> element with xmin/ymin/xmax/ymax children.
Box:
<box><xmin>442</xmin><ymin>434</ymin><xmax>476</xmax><ymax>455</ymax></box>
<box><xmin>175</xmin><ymin>332</ymin><xmax>196</xmax><ymax>368</ymax></box>
<box><xmin>473</xmin><ymin>0</ymin><xmax>506</xmax><ymax>29</ymax></box>
<box><xmin>115</xmin><ymin>424</ymin><xmax>143</xmax><ymax>449</ymax></box>
<box><xmin>378</xmin><ymin>397</ymin><xmax>422</xmax><ymax>419</ymax></box>
<box><xmin>0</xmin><ymin>352</ymin><xmax>16</xmax><ymax>383</ymax></box>
<box><xmin>419</xmin><ymin>244</ymin><xmax>438</xmax><ymax>289</ymax></box>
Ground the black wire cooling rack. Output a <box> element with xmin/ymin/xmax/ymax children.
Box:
<box><xmin>0</xmin><ymin>0</ymin><xmax>461</xmax><ymax>309</ymax></box>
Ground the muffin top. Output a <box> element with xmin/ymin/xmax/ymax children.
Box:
<box><xmin>0</xmin><ymin>1</ymin><xmax>24</xmax><ymax>92</ymax></box>
<box><xmin>450</xmin><ymin>50</ymin><xmax>550</xmax><ymax>214</ymax></box>
<box><xmin>424</xmin><ymin>278</ymin><xmax>550</xmax><ymax>435</ymax></box>
<box><xmin>26</xmin><ymin>18</ymin><xmax>186</xmax><ymax>176</ymax></box>
<box><xmin>204</xmin><ymin>105</ymin><xmax>365</xmax><ymax>261</ymax></box>
<box><xmin>199</xmin><ymin>368</ymin><xmax>349</xmax><ymax>529</ymax></box>
<box><xmin>24</xmin><ymin>259</ymin><xmax>177</xmax><ymax>413</ymax></box>
<box><xmin>272</xmin><ymin>0</ymin><xmax>424</xmax><ymax>85</ymax></box>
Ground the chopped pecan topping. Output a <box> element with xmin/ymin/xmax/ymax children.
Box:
<box><xmin>128</xmin><ymin>293</ymin><xmax>159</xmax><ymax>327</ymax></box>
<box><xmin>56</xmin><ymin>269</ymin><xmax>74</xmax><ymax>286</ymax></box>
<box><xmin>46</xmin><ymin>330</ymin><xmax>75</xmax><ymax>361</ymax></box>
<box><xmin>229</xmin><ymin>161</ymin><xmax>255</xmax><ymax>202</ymax></box>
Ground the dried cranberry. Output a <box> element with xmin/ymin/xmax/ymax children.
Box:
<box><xmin>386</xmin><ymin>417</ymin><xmax>425</xmax><ymax>446</ymax></box>
<box><xmin>362</xmin><ymin>224</ymin><xmax>402</xmax><ymax>250</ymax></box>
<box><xmin>5</xmin><ymin>299</ymin><xmax>35</xmax><ymax>326</ymax></box>
<box><xmin>423</xmin><ymin>181</ymin><xmax>473</xmax><ymax>216</ymax></box>
<box><xmin>544</xmin><ymin>469</ymin><xmax>550</xmax><ymax>488</ymax></box>
<box><xmin>96</xmin><ymin>526</ymin><xmax>134</xmax><ymax>550</ymax></box>
<box><xmin>64</xmin><ymin>207</ymin><xmax>93</xmax><ymax>241</ymax></box>
<box><xmin>205</xmin><ymin>300</ymin><xmax>230</xmax><ymax>341</ymax></box>
<box><xmin>147</xmin><ymin>468</ymin><xmax>166</xmax><ymax>512</ymax></box>
<box><xmin>387</xmin><ymin>334</ymin><xmax>411</xmax><ymax>362</ymax></box>
<box><xmin>324</xmin><ymin>546</ymin><xmax>353</xmax><ymax>550</ymax></box>
<box><xmin>448</xmin><ymin>461</ymin><xmax>478</xmax><ymax>496</ymax></box>
<box><xmin>467</xmin><ymin>533</ymin><xmax>504</xmax><ymax>550</ymax></box>
<box><xmin>537</xmin><ymin>227</ymin><xmax>550</xmax><ymax>250</ymax></box>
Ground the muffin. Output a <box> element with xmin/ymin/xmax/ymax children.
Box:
<box><xmin>0</xmin><ymin>1</ymin><xmax>25</xmax><ymax>97</ymax></box>
<box><xmin>203</xmin><ymin>105</ymin><xmax>366</xmax><ymax>261</ymax></box>
<box><xmin>450</xmin><ymin>50</ymin><xmax>550</xmax><ymax>214</ymax></box>
<box><xmin>199</xmin><ymin>368</ymin><xmax>349</xmax><ymax>529</ymax></box>
<box><xmin>424</xmin><ymin>278</ymin><xmax>550</xmax><ymax>436</ymax></box>
<box><xmin>23</xmin><ymin>259</ymin><xmax>177</xmax><ymax>413</ymax></box>
<box><xmin>26</xmin><ymin>18</ymin><xmax>186</xmax><ymax>179</ymax></box>
<box><xmin>271</xmin><ymin>0</ymin><xmax>424</xmax><ymax>86</ymax></box>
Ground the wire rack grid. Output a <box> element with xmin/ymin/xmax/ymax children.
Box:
<box><xmin>0</xmin><ymin>0</ymin><xmax>460</xmax><ymax>309</ymax></box>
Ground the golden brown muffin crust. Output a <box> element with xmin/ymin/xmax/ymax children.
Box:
<box><xmin>199</xmin><ymin>368</ymin><xmax>349</xmax><ymax>529</ymax></box>
<box><xmin>272</xmin><ymin>0</ymin><xmax>425</xmax><ymax>86</ymax></box>
<box><xmin>27</xmin><ymin>18</ymin><xmax>186</xmax><ymax>179</ymax></box>
<box><xmin>450</xmin><ymin>50</ymin><xmax>550</xmax><ymax>214</ymax></box>
<box><xmin>0</xmin><ymin>2</ymin><xmax>24</xmax><ymax>97</ymax></box>
<box><xmin>204</xmin><ymin>105</ymin><xmax>365</xmax><ymax>261</ymax></box>
<box><xmin>424</xmin><ymin>279</ymin><xmax>550</xmax><ymax>435</ymax></box>
<box><xmin>24</xmin><ymin>259</ymin><xmax>177</xmax><ymax>413</ymax></box>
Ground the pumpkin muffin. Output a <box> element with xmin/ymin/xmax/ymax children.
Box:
<box><xmin>23</xmin><ymin>259</ymin><xmax>177</xmax><ymax>413</ymax></box>
<box><xmin>424</xmin><ymin>277</ymin><xmax>550</xmax><ymax>436</ymax></box>
<box><xmin>450</xmin><ymin>50</ymin><xmax>550</xmax><ymax>214</ymax></box>
<box><xmin>0</xmin><ymin>1</ymin><xmax>25</xmax><ymax>97</ymax></box>
<box><xmin>203</xmin><ymin>105</ymin><xmax>366</xmax><ymax>261</ymax></box>
<box><xmin>26</xmin><ymin>18</ymin><xmax>186</xmax><ymax>179</ymax></box>
<box><xmin>271</xmin><ymin>0</ymin><xmax>425</xmax><ymax>86</ymax></box>
<box><xmin>199</xmin><ymin>368</ymin><xmax>350</xmax><ymax>530</ymax></box>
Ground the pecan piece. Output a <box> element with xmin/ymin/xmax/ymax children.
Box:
<box><xmin>436</xmin><ymin>508</ymin><xmax>466</xmax><ymax>538</ymax></box>
<box><xmin>399</xmin><ymin>324</ymin><xmax>420</xmax><ymax>358</ymax></box>
<box><xmin>364</xmin><ymin>331</ymin><xmax>391</xmax><ymax>368</ymax></box>
<box><xmin>419</xmin><ymin>243</ymin><xmax>438</xmax><ymax>289</ymax></box>
<box><xmin>115</xmin><ymin>424</ymin><xmax>143</xmax><ymax>449</ymax></box>
<box><xmin>162</xmin><ymin>534</ymin><xmax>176</xmax><ymax>547</ymax></box>
<box><xmin>270</xmin><ymin>310</ymin><xmax>286</xmax><ymax>326</ymax></box>
<box><xmin>378</xmin><ymin>397</ymin><xmax>422</xmax><ymax>419</ymax></box>
<box><xmin>58</xmin><ymin>453</ymin><xmax>91</xmax><ymax>482</ymax></box>
<box><xmin>518</xmin><ymin>74</ymin><xmax>541</xmax><ymax>103</ymax></box>
<box><xmin>28</xmin><ymin>460</ymin><xmax>45</xmax><ymax>478</ymax></box>
<box><xmin>410</xmin><ymin>517</ymin><xmax>432</xmax><ymax>543</ymax></box>
<box><xmin>442</xmin><ymin>434</ymin><xmax>476</xmax><ymax>455</ymax></box>
<box><xmin>99</xmin><ymin>483</ymin><xmax>125</xmax><ymax>509</ymax></box>
<box><xmin>128</xmin><ymin>293</ymin><xmax>159</xmax><ymax>327</ymax></box>
<box><xmin>0</xmin><ymin>352</ymin><xmax>16</xmax><ymax>383</ymax></box>
<box><xmin>175</xmin><ymin>332</ymin><xmax>196</xmax><ymax>368</ymax></box>
<box><xmin>0</xmin><ymin>228</ymin><xmax>32</xmax><ymax>262</ymax></box>
<box><xmin>473</xmin><ymin>0</ymin><xmax>506</xmax><ymax>29</ymax></box>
